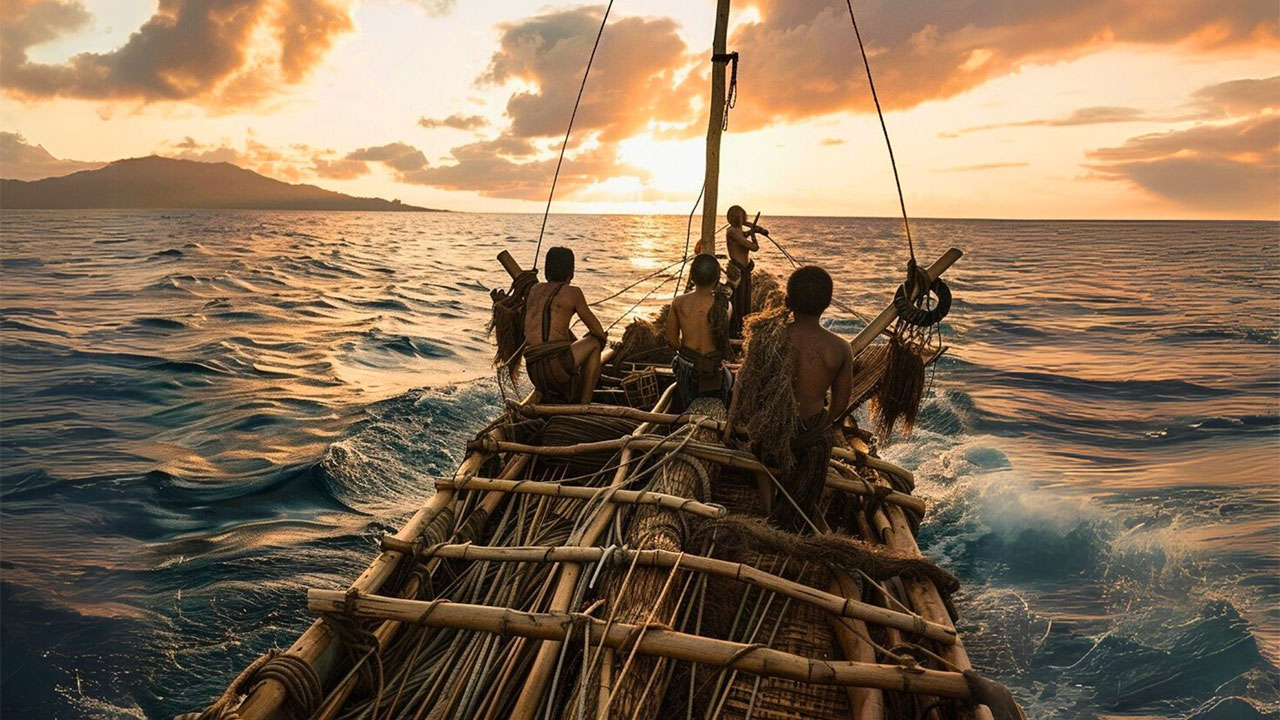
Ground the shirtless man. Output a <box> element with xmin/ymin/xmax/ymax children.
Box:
<box><xmin>522</xmin><ymin>247</ymin><xmax>606</xmax><ymax>404</ymax></box>
<box><xmin>724</xmin><ymin>205</ymin><xmax>766</xmax><ymax>338</ymax></box>
<box><xmin>666</xmin><ymin>254</ymin><xmax>733</xmax><ymax>408</ymax></box>
<box><xmin>773</xmin><ymin>265</ymin><xmax>853</xmax><ymax>530</ymax></box>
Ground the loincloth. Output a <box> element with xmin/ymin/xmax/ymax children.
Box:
<box><xmin>524</xmin><ymin>340</ymin><xmax>577</xmax><ymax>403</ymax></box>
<box><xmin>769</xmin><ymin>410</ymin><xmax>834</xmax><ymax>532</ymax></box>
<box><xmin>672</xmin><ymin>346</ymin><xmax>732</xmax><ymax>406</ymax></box>
<box><xmin>729</xmin><ymin>258</ymin><xmax>754</xmax><ymax>338</ymax></box>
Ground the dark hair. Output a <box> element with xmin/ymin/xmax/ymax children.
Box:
<box><xmin>727</xmin><ymin>205</ymin><xmax>745</xmax><ymax>223</ymax></box>
<box><xmin>786</xmin><ymin>266</ymin><xmax>833</xmax><ymax>316</ymax></box>
<box><xmin>544</xmin><ymin>246</ymin><xmax>574</xmax><ymax>282</ymax></box>
<box><xmin>689</xmin><ymin>253</ymin><xmax>720</xmax><ymax>287</ymax></box>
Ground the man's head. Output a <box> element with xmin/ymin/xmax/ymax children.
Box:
<box><xmin>786</xmin><ymin>266</ymin><xmax>833</xmax><ymax>317</ymax></box>
<box><xmin>727</xmin><ymin>205</ymin><xmax>746</xmax><ymax>226</ymax></box>
<box><xmin>545</xmin><ymin>246</ymin><xmax>575</xmax><ymax>282</ymax></box>
<box><xmin>689</xmin><ymin>253</ymin><xmax>720</xmax><ymax>288</ymax></box>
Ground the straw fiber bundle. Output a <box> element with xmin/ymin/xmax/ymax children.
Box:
<box><xmin>868</xmin><ymin>334</ymin><xmax>926</xmax><ymax>443</ymax></box>
<box><xmin>489</xmin><ymin>270</ymin><xmax>537</xmax><ymax>379</ymax></box>
<box><xmin>731</xmin><ymin>306</ymin><xmax>799</xmax><ymax>477</ymax></box>
<box><xmin>751</xmin><ymin>271</ymin><xmax>785</xmax><ymax>313</ymax></box>
<box><xmin>609</xmin><ymin>306</ymin><xmax>671</xmax><ymax>371</ymax></box>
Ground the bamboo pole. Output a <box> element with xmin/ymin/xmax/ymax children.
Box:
<box><xmin>306</xmin><ymin>591</ymin><xmax>974</xmax><ymax>699</ymax></box>
<box><xmin>235</xmin><ymin>397</ymin><xmax>524</xmax><ymax>720</ymax></box>
<box><xmin>872</xmin><ymin>504</ymin><xmax>995</xmax><ymax>720</ymax></box>
<box><xmin>831</xmin><ymin>445</ymin><xmax>915</xmax><ymax>490</ymax></box>
<box><xmin>603</xmin><ymin>395</ymin><xmax>721</xmax><ymax>718</ymax></box>
<box><xmin>850</xmin><ymin>248</ymin><xmax>963</xmax><ymax>356</ymax></box>
<box><xmin>698</xmin><ymin>0</ymin><xmax>732</xmax><ymax>254</ymax></box>
<box><xmin>826</xmin><ymin>469</ymin><xmax>926</xmax><ymax>516</ymax></box>
<box><xmin>435</xmin><ymin>476</ymin><xmax>727</xmax><ymax>519</ymax></box>
<box><xmin>420</xmin><ymin>544</ymin><xmax>956</xmax><ymax>645</ymax></box>
<box><xmin>519</xmin><ymin>402</ymin><xmax>726</xmax><ymax>433</ymax></box>
<box><xmin>508</xmin><ymin>384</ymin><xmax>677</xmax><ymax>720</ymax></box>
<box><xmin>828</xmin><ymin>572</ymin><xmax>886</xmax><ymax>719</ymax></box>
<box><xmin>237</xmin><ymin>482</ymin><xmax>460</xmax><ymax>719</ymax></box>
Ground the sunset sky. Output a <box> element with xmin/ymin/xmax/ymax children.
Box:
<box><xmin>1</xmin><ymin>0</ymin><xmax>1277</xmax><ymax>219</ymax></box>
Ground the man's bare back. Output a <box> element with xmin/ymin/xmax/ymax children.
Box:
<box><xmin>524</xmin><ymin>281</ymin><xmax>582</xmax><ymax>345</ymax></box>
<box><xmin>788</xmin><ymin>317</ymin><xmax>853</xmax><ymax>420</ymax></box>
<box><xmin>667</xmin><ymin>287</ymin><xmax>727</xmax><ymax>354</ymax></box>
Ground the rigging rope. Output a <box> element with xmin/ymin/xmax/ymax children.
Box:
<box><xmin>672</xmin><ymin>183</ymin><xmax>705</xmax><ymax>299</ymax></box>
<box><xmin>844</xmin><ymin>0</ymin><xmax>915</xmax><ymax>264</ymax></box>
<box><xmin>532</xmin><ymin>0</ymin><xmax>615</xmax><ymax>270</ymax></box>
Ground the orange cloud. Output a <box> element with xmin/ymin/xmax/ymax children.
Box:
<box><xmin>402</xmin><ymin>138</ymin><xmax>650</xmax><ymax>199</ymax></box>
<box><xmin>482</xmin><ymin>6</ymin><xmax>697</xmax><ymax>142</ymax></box>
<box><xmin>1086</xmin><ymin>109</ymin><xmax>1278</xmax><ymax>216</ymax></box>
<box><xmin>724</xmin><ymin>0</ymin><xmax>1278</xmax><ymax>130</ymax></box>
<box><xmin>418</xmin><ymin>113</ymin><xmax>489</xmax><ymax>130</ymax></box>
<box><xmin>0</xmin><ymin>0</ymin><xmax>353</xmax><ymax>106</ymax></box>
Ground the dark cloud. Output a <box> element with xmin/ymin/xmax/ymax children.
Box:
<box><xmin>724</xmin><ymin>0</ymin><xmax>1277</xmax><ymax>129</ymax></box>
<box><xmin>0</xmin><ymin>0</ymin><xmax>353</xmax><ymax>106</ymax></box>
<box><xmin>1086</xmin><ymin>115</ymin><xmax>1279</xmax><ymax>215</ymax></box>
<box><xmin>0</xmin><ymin>130</ymin><xmax>103</xmax><ymax>180</ymax></box>
<box><xmin>1191</xmin><ymin>75</ymin><xmax>1280</xmax><ymax>116</ymax></box>
<box><xmin>345</xmin><ymin>142</ymin><xmax>428</xmax><ymax>172</ymax></box>
<box><xmin>418</xmin><ymin>113</ymin><xmax>489</xmax><ymax>130</ymax></box>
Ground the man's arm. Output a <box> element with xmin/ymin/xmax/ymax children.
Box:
<box><xmin>728</xmin><ymin>226</ymin><xmax>760</xmax><ymax>252</ymax></box>
<box><xmin>665</xmin><ymin>298</ymin><xmax>682</xmax><ymax>349</ymax></box>
<box><xmin>829</xmin><ymin>341</ymin><xmax>854</xmax><ymax>420</ymax></box>
<box><xmin>574</xmin><ymin>288</ymin><xmax>608</xmax><ymax>345</ymax></box>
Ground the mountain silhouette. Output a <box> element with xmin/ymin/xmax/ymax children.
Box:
<box><xmin>0</xmin><ymin>156</ymin><xmax>439</xmax><ymax>211</ymax></box>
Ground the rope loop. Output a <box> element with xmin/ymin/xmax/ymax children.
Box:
<box><xmin>253</xmin><ymin>653</ymin><xmax>323</xmax><ymax>720</ymax></box>
<box><xmin>712</xmin><ymin>51</ymin><xmax>740</xmax><ymax>130</ymax></box>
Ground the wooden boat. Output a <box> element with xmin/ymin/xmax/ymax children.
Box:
<box><xmin>178</xmin><ymin>2</ymin><xmax>1016</xmax><ymax>719</ymax></box>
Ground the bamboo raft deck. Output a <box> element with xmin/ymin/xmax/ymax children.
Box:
<box><xmin>179</xmin><ymin>249</ymin><xmax>1005</xmax><ymax>720</ymax></box>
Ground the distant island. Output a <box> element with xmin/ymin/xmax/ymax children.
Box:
<box><xmin>0</xmin><ymin>156</ymin><xmax>442</xmax><ymax>211</ymax></box>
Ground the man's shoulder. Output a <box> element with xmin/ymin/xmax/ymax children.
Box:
<box><xmin>821</xmin><ymin>327</ymin><xmax>853</xmax><ymax>358</ymax></box>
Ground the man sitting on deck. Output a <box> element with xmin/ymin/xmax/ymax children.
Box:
<box><xmin>666</xmin><ymin>253</ymin><xmax>733</xmax><ymax>408</ymax></box>
<box><xmin>774</xmin><ymin>265</ymin><xmax>853</xmax><ymax>531</ymax></box>
<box><xmin>523</xmin><ymin>247</ymin><xmax>606</xmax><ymax>404</ymax></box>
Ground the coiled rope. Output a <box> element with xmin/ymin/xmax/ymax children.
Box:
<box><xmin>532</xmin><ymin>0</ymin><xmax>615</xmax><ymax>270</ymax></box>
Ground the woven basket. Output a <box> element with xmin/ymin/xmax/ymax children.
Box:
<box><xmin>621</xmin><ymin>367</ymin><xmax>659</xmax><ymax>408</ymax></box>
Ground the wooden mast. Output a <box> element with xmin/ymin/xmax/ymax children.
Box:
<box><xmin>698</xmin><ymin>0</ymin><xmax>732</xmax><ymax>256</ymax></box>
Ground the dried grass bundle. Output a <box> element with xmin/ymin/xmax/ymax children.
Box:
<box><xmin>731</xmin><ymin>305</ymin><xmax>799</xmax><ymax>477</ymax></box>
<box><xmin>750</xmin><ymin>270</ymin><xmax>785</xmax><ymax>313</ymax></box>
<box><xmin>868</xmin><ymin>333</ymin><xmax>926</xmax><ymax>443</ymax></box>
<box><xmin>609</xmin><ymin>305</ymin><xmax>671</xmax><ymax>370</ymax></box>
<box><xmin>488</xmin><ymin>271</ymin><xmax>537</xmax><ymax>379</ymax></box>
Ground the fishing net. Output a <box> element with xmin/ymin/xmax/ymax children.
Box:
<box><xmin>731</xmin><ymin>305</ymin><xmax>799</xmax><ymax>477</ymax></box>
<box><xmin>868</xmin><ymin>332</ymin><xmax>926</xmax><ymax>443</ymax></box>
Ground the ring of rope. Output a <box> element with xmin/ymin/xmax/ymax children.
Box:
<box><xmin>893</xmin><ymin>276</ymin><xmax>951</xmax><ymax>327</ymax></box>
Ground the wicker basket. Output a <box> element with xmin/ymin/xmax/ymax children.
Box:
<box><xmin>621</xmin><ymin>367</ymin><xmax>659</xmax><ymax>408</ymax></box>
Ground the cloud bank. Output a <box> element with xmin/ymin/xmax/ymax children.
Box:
<box><xmin>1</xmin><ymin>0</ymin><xmax>353</xmax><ymax>106</ymax></box>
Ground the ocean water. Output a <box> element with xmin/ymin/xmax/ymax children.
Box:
<box><xmin>0</xmin><ymin>211</ymin><xmax>1276</xmax><ymax>719</ymax></box>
